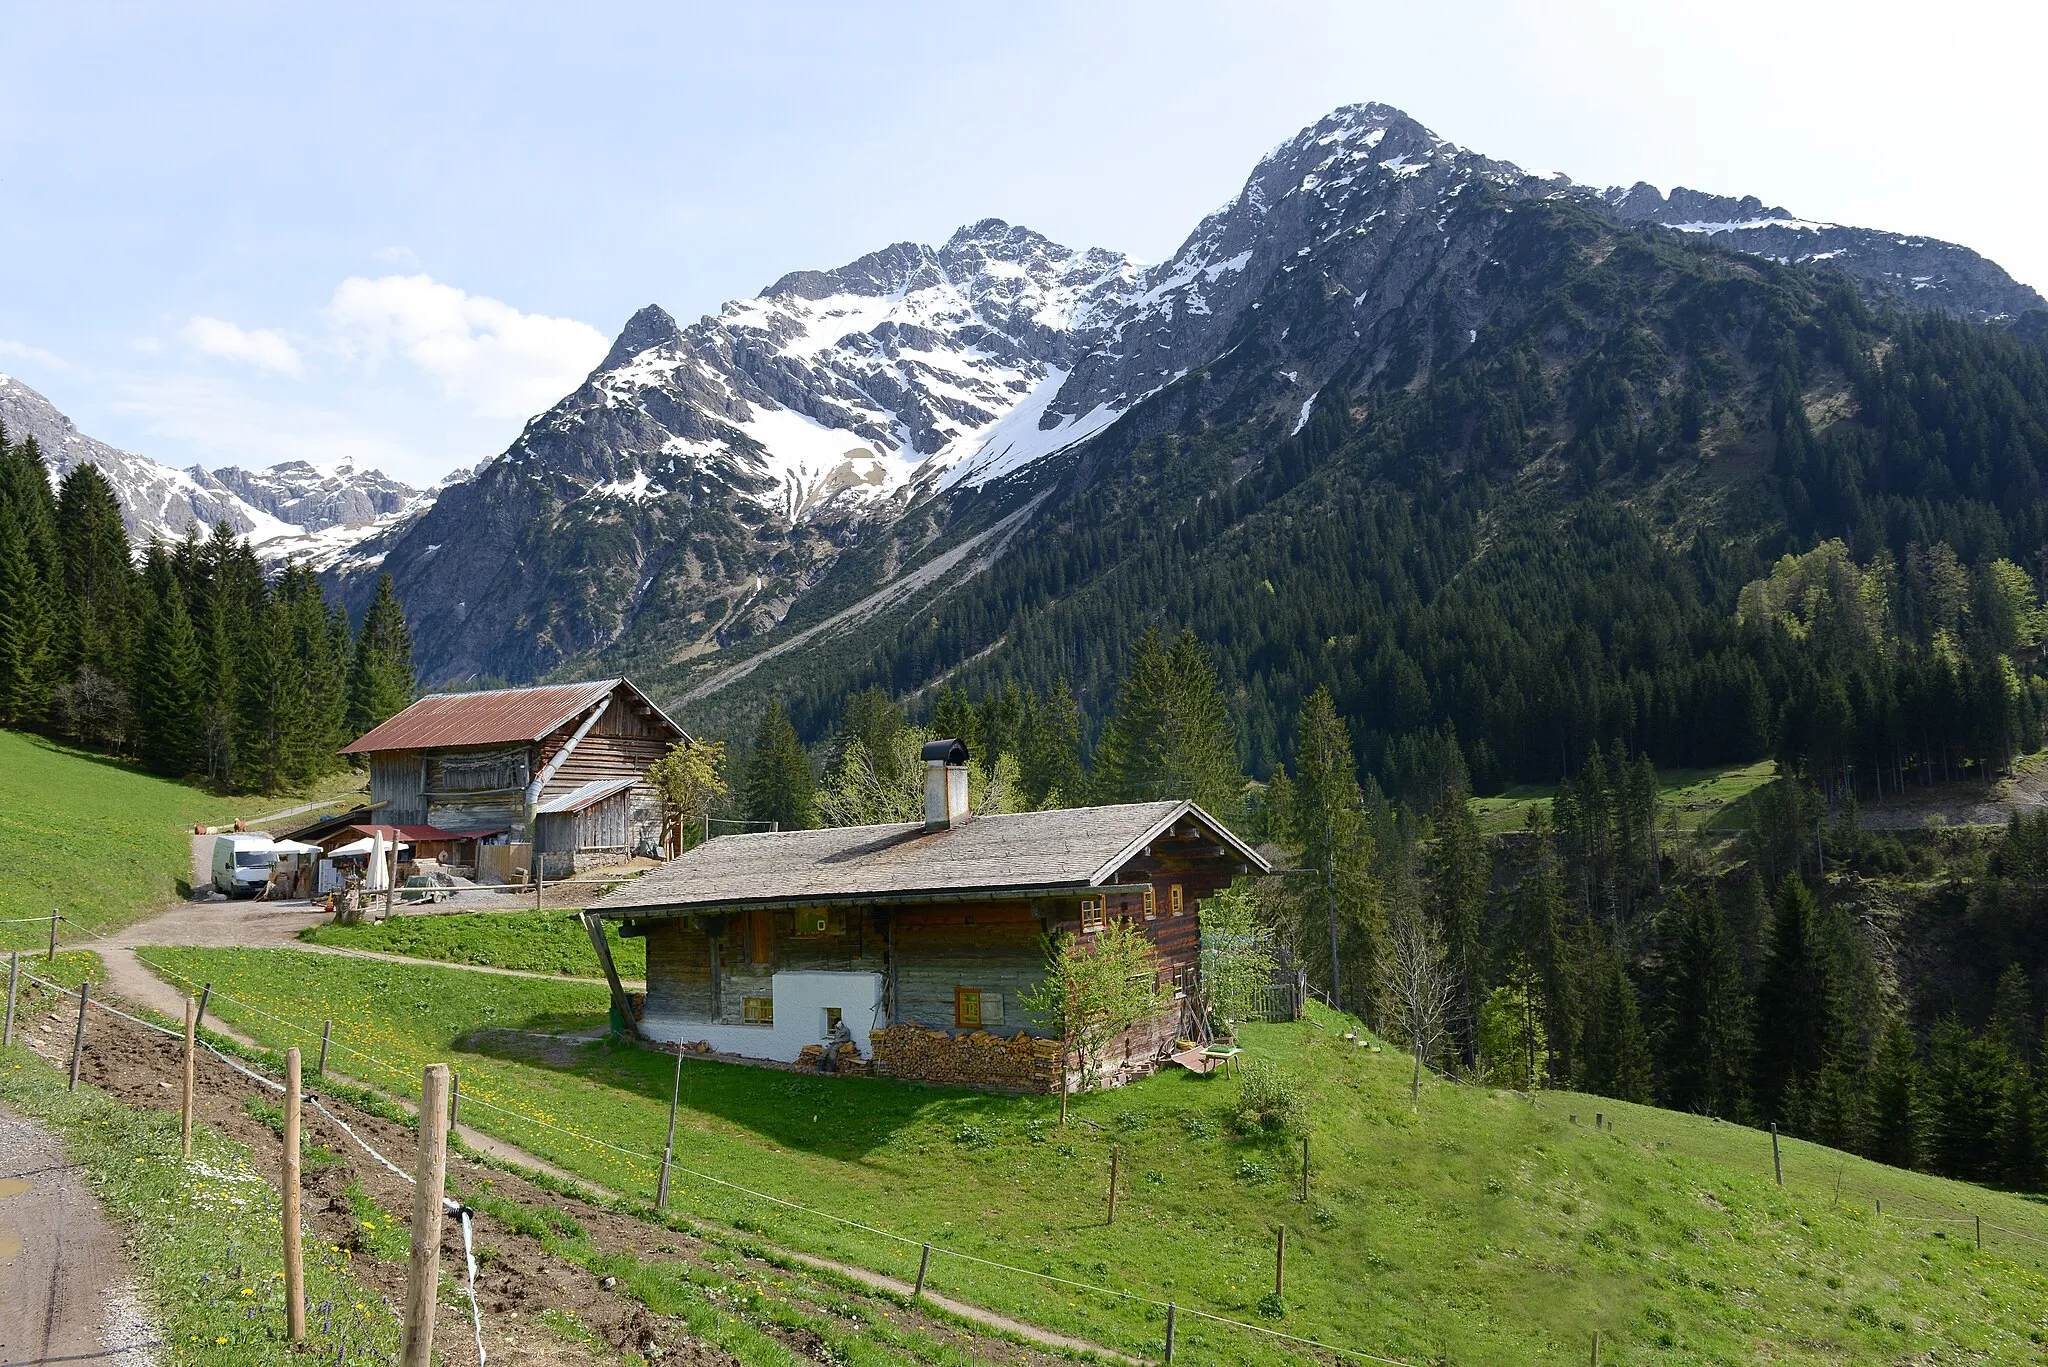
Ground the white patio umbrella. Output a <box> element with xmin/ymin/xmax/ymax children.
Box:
<box><xmin>365</xmin><ymin>830</ymin><xmax>389</xmax><ymax>891</ymax></box>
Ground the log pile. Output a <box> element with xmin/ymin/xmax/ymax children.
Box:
<box><xmin>868</xmin><ymin>1024</ymin><xmax>1062</xmax><ymax>1092</ymax></box>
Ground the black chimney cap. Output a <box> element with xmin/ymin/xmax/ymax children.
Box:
<box><xmin>921</xmin><ymin>738</ymin><xmax>969</xmax><ymax>765</ymax></box>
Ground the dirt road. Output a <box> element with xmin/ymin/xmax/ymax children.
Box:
<box><xmin>0</xmin><ymin>1106</ymin><xmax>158</xmax><ymax>1367</ymax></box>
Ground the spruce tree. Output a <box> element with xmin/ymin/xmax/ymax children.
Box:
<box><xmin>745</xmin><ymin>701</ymin><xmax>815</xmax><ymax>831</ymax></box>
<box><xmin>1753</xmin><ymin>877</ymin><xmax>1845</xmax><ymax>1122</ymax></box>
<box><xmin>1018</xmin><ymin>677</ymin><xmax>1085</xmax><ymax>808</ymax></box>
<box><xmin>1990</xmin><ymin>963</ymin><xmax>2037</xmax><ymax>1068</ymax></box>
<box><xmin>1425</xmin><ymin>782</ymin><xmax>1490</xmax><ymax>1059</ymax></box>
<box><xmin>1092</xmin><ymin>628</ymin><xmax>1174</xmax><ymax>803</ymax></box>
<box><xmin>1865</xmin><ymin>1016</ymin><xmax>1924</xmax><ymax>1169</ymax></box>
<box><xmin>346</xmin><ymin>572</ymin><xmax>415</xmax><ymax>739</ymax></box>
<box><xmin>1927</xmin><ymin>1018</ymin><xmax>2007</xmax><ymax>1182</ymax></box>
<box><xmin>1581</xmin><ymin>954</ymin><xmax>1653</xmax><ymax>1103</ymax></box>
<box><xmin>1510</xmin><ymin>824</ymin><xmax>1581</xmax><ymax>1079</ymax></box>
<box><xmin>1658</xmin><ymin>887</ymin><xmax>1752</xmax><ymax>1119</ymax></box>
<box><xmin>832</xmin><ymin>686</ymin><xmax>904</xmax><ymax>789</ymax></box>
<box><xmin>1997</xmin><ymin>1066</ymin><xmax>2045</xmax><ymax>1191</ymax></box>
<box><xmin>1161</xmin><ymin>628</ymin><xmax>1248</xmax><ymax>825</ymax></box>
<box><xmin>135</xmin><ymin>576</ymin><xmax>203</xmax><ymax>776</ymax></box>
<box><xmin>1290</xmin><ymin>685</ymin><xmax>1382</xmax><ymax>1017</ymax></box>
<box><xmin>0</xmin><ymin>504</ymin><xmax>54</xmax><ymax>726</ymax></box>
<box><xmin>53</xmin><ymin>463</ymin><xmax>135</xmax><ymax>686</ymax></box>
<box><xmin>237</xmin><ymin>587</ymin><xmax>313</xmax><ymax>794</ymax></box>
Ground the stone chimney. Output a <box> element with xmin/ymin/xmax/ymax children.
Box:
<box><xmin>922</xmin><ymin>738</ymin><xmax>971</xmax><ymax>831</ymax></box>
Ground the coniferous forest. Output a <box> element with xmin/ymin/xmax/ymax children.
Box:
<box><xmin>0</xmin><ymin>426</ymin><xmax>417</xmax><ymax>793</ymax></box>
<box><xmin>697</xmin><ymin>207</ymin><xmax>2048</xmax><ymax>1195</ymax></box>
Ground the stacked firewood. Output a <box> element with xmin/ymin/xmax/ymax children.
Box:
<box><xmin>868</xmin><ymin>1024</ymin><xmax>1062</xmax><ymax>1092</ymax></box>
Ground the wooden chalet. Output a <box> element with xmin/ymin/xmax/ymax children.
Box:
<box><xmin>586</xmin><ymin>739</ymin><xmax>1268</xmax><ymax>1092</ymax></box>
<box><xmin>340</xmin><ymin>678</ymin><xmax>688</xmax><ymax>879</ymax></box>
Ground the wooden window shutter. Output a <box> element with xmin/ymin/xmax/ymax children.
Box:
<box><xmin>750</xmin><ymin>910</ymin><xmax>773</xmax><ymax>965</ymax></box>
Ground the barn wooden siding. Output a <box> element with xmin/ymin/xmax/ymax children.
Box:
<box><xmin>536</xmin><ymin>692</ymin><xmax>670</xmax><ymax>859</ymax></box>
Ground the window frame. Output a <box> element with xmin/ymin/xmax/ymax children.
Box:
<box><xmin>1142</xmin><ymin>886</ymin><xmax>1156</xmax><ymax>920</ymax></box>
<box><xmin>1169</xmin><ymin>884</ymin><xmax>1185</xmax><ymax>916</ymax></box>
<box><xmin>1079</xmin><ymin>894</ymin><xmax>1108</xmax><ymax>933</ymax></box>
<box><xmin>742</xmin><ymin>996</ymin><xmax>774</xmax><ymax>1026</ymax></box>
<box><xmin>954</xmin><ymin>986</ymin><xmax>983</xmax><ymax>1029</ymax></box>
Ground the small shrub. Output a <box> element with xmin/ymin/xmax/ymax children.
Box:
<box><xmin>1180</xmin><ymin>1112</ymin><xmax>1217</xmax><ymax>1140</ymax></box>
<box><xmin>1256</xmin><ymin>1291</ymin><xmax>1285</xmax><ymax>1319</ymax></box>
<box><xmin>1231</xmin><ymin>1061</ymin><xmax>1307</xmax><ymax>1135</ymax></box>
<box><xmin>1111</xmin><ymin>1109</ymin><xmax>1146</xmax><ymax>1134</ymax></box>
<box><xmin>954</xmin><ymin>1123</ymin><xmax>993</xmax><ymax>1150</ymax></box>
<box><xmin>1236</xmin><ymin>1157</ymin><xmax>1272</xmax><ymax>1183</ymax></box>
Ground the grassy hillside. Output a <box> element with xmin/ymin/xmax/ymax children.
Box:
<box><xmin>0</xmin><ymin>730</ymin><xmax>365</xmax><ymax>951</ymax></box>
<box><xmin>301</xmin><ymin>909</ymin><xmax>648</xmax><ymax>979</ymax></box>
<box><xmin>1468</xmin><ymin>759</ymin><xmax>1778</xmax><ymax>838</ymax></box>
<box><xmin>139</xmin><ymin>946</ymin><xmax>2048</xmax><ymax>1366</ymax></box>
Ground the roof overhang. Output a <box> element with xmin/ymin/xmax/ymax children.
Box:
<box><xmin>591</xmin><ymin>882</ymin><xmax>1158</xmax><ymax>921</ymax></box>
<box><xmin>1087</xmin><ymin>800</ymin><xmax>1272</xmax><ymax>884</ymax></box>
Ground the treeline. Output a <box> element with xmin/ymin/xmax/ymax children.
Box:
<box><xmin>0</xmin><ymin>427</ymin><xmax>416</xmax><ymax>792</ymax></box>
<box><xmin>771</xmin><ymin>221</ymin><xmax>2048</xmax><ymax>815</ymax></box>
<box><xmin>725</xmin><ymin>625</ymin><xmax>1248</xmax><ymax>835</ymax></box>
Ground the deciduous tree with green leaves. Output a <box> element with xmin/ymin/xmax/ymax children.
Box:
<box><xmin>1020</xmin><ymin>919</ymin><xmax>1172</xmax><ymax>1101</ymax></box>
<box><xmin>647</xmin><ymin>737</ymin><xmax>728</xmax><ymax>854</ymax></box>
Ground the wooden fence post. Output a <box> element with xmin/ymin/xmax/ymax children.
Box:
<box><xmin>1275</xmin><ymin>1225</ymin><xmax>1286</xmax><ymax>1296</ymax></box>
<box><xmin>182</xmin><ymin>998</ymin><xmax>196</xmax><ymax>1159</ymax></box>
<box><xmin>318</xmin><ymin>1019</ymin><xmax>331</xmax><ymax>1076</ymax></box>
<box><xmin>1591</xmin><ymin>1328</ymin><xmax>1601</xmax><ymax>1365</ymax></box>
<box><xmin>658</xmin><ymin>1047</ymin><xmax>683</xmax><ymax>1209</ymax></box>
<box><xmin>1164</xmin><ymin>1303</ymin><xmax>1176</xmax><ymax>1363</ymax></box>
<box><xmin>68</xmin><ymin>980</ymin><xmax>89</xmax><ymax>1090</ymax></box>
<box><xmin>195</xmin><ymin>983</ymin><xmax>212</xmax><ymax>1035</ymax></box>
<box><xmin>1301</xmin><ymin>1135</ymin><xmax>1310</xmax><ymax>1203</ymax></box>
<box><xmin>1976</xmin><ymin>1215</ymin><xmax>1982</xmax><ymax>1250</ymax></box>
<box><xmin>3</xmin><ymin>951</ymin><xmax>18</xmax><ymax>1048</ymax></box>
<box><xmin>401</xmin><ymin>1064</ymin><xmax>451</xmax><ymax>1367</ymax></box>
<box><xmin>1771</xmin><ymin>1123</ymin><xmax>1783</xmax><ymax>1186</ymax></box>
<box><xmin>914</xmin><ymin>1243</ymin><xmax>931</xmax><ymax>1297</ymax></box>
<box><xmin>48</xmin><ymin>909</ymin><xmax>59</xmax><ymax>961</ymax></box>
<box><xmin>283</xmin><ymin>1047</ymin><xmax>305</xmax><ymax>1343</ymax></box>
<box><xmin>449</xmin><ymin>1073</ymin><xmax>461</xmax><ymax>1130</ymax></box>
<box><xmin>1106</xmin><ymin>1146</ymin><xmax>1119</xmax><ymax>1225</ymax></box>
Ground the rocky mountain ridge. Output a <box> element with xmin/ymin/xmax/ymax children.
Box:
<box><xmin>349</xmin><ymin>100</ymin><xmax>2044</xmax><ymax>693</ymax></box>
<box><xmin>0</xmin><ymin>372</ymin><xmax>435</xmax><ymax>564</ymax></box>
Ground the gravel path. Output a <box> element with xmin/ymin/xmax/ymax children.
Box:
<box><xmin>0</xmin><ymin>1106</ymin><xmax>159</xmax><ymax>1367</ymax></box>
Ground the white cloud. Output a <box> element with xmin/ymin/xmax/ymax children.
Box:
<box><xmin>181</xmin><ymin>316</ymin><xmax>305</xmax><ymax>377</ymax></box>
<box><xmin>325</xmin><ymin>274</ymin><xmax>609</xmax><ymax>419</ymax></box>
<box><xmin>0</xmin><ymin>339</ymin><xmax>69</xmax><ymax>369</ymax></box>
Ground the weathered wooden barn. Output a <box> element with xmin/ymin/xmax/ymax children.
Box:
<box><xmin>587</xmin><ymin>740</ymin><xmax>1267</xmax><ymax>1092</ymax></box>
<box><xmin>340</xmin><ymin>678</ymin><xmax>688</xmax><ymax>879</ymax></box>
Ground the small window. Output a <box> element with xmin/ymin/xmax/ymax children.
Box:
<box><xmin>1142</xmin><ymin>886</ymin><xmax>1156</xmax><ymax>920</ymax></box>
<box><xmin>822</xmin><ymin>1006</ymin><xmax>843</xmax><ymax>1034</ymax></box>
<box><xmin>1080</xmin><ymin>895</ymin><xmax>1107</xmax><ymax>933</ymax></box>
<box><xmin>1169</xmin><ymin>884</ymin><xmax>1185</xmax><ymax>916</ymax></box>
<box><xmin>955</xmin><ymin>987</ymin><xmax>983</xmax><ymax>1029</ymax></box>
<box><xmin>743</xmin><ymin>996</ymin><xmax>773</xmax><ymax>1025</ymax></box>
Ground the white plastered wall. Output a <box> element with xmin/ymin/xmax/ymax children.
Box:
<box><xmin>639</xmin><ymin>970</ymin><xmax>885</xmax><ymax>1063</ymax></box>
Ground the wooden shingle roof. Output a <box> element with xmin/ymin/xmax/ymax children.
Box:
<box><xmin>589</xmin><ymin>800</ymin><xmax>1268</xmax><ymax>916</ymax></box>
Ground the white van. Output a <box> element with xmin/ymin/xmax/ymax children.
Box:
<box><xmin>210</xmin><ymin>833</ymin><xmax>278</xmax><ymax>897</ymax></box>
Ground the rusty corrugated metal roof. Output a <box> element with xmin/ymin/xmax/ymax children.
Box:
<box><xmin>341</xmin><ymin>679</ymin><xmax>622</xmax><ymax>753</ymax></box>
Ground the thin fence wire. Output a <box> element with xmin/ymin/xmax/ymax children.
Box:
<box><xmin>15</xmin><ymin>965</ymin><xmax>486</xmax><ymax>1362</ymax></box>
<box><xmin>36</xmin><ymin>926</ymin><xmax>2048</xmax><ymax>1363</ymax></box>
<box><xmin>41</xmin><ymin>940</ymin><xmax>1427</xmax><ymax>1366</ymax></box>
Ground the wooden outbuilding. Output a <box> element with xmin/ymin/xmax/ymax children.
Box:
<box><xmin>587</xmin><ymin>739</ymin><xmax>1268</xmax><ymax>1092</ymax></box>
<box><xmin>340</xmin><ymin>678</ymin><xmax>688</xmax><ymax>879</ymax></box>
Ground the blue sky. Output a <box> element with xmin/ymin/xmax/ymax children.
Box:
<box><xmin>2</xmin><ymin>0</ymin><xmax>2042</xmax><ymax>486</ymax></box>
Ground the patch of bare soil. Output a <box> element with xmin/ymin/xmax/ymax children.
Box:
<box><xmin>47</xmin><ymin>998</ymin><xmax>1074</xmax><ymax>1367</ymax></box>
